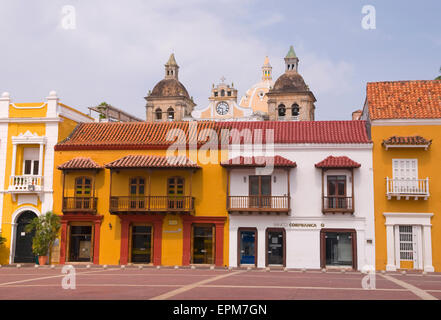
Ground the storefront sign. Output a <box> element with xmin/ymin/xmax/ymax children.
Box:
<box><xmin>273</xmin><ymin>222</ymin><xmax>324</xmax><ymax>229</ymax></box>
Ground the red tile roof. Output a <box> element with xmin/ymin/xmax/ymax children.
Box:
<box><xmin>367</xmin><ymin>80</ymin><xmax>441</xmax><ymax>120</ymax></box>
<box><xmin>105</xmin><ymin>155</ymin><xmax>200</xmax><ymax>169</ymax></box>
<box><xmin>55</xmin><ymin>121</ymin><xmax>370</xmax><ymax>150</ymax></box>
<box><xmin>57</xmin><ymin>157</ymin><xmax>102</xmax><ymax>170</ymax></box>
<box><xmin>382</xmin><ymin>135</ymin><xmax>432</xmax><ymax>146</ymax></box>
<box><xmin>315</xmin><ymin>156</ymin><xmax>361</xmax><ymax>168</ymax></box>
<box><xmin>221</xmin><ymin>156</ymin><xmax>297</xmax><ymax>168</ymax></box>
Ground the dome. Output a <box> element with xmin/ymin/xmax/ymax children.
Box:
<box><xmin>150</xmin><ymin>78</ymin><xmax>190</xmax><ymax>98</ymax></box>
<box><xmin>239</xmin><ymin>80</ymin><xmax>273</xmax><ymax>113</ymax></box>
<box><xmin>272</xmin><ymin>72</ymin><xmax>309</xmax><ymax>93</ymax></box>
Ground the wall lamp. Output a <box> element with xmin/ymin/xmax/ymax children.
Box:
<box><xmin>109</xmin><ymin>223</ymin><xmax>112</xmax><ymax>230</ymax></box>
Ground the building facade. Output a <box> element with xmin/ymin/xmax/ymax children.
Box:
<box><xmin>224</xmin><ymin>121</ymin><xmax>375</xmax><ymax>271</ymax></box>
<box><xmin>0</xmin><ymin>91</ymin><xmax>93</xmax><ymax>264</ymax></box>
<box><xmin>363</xmin><ymin>80</ymin><xmax>441</xmax><ymax>272</ymax></box>
<box><xmin>53</xmin><ymin>121</ymin><xmax>228</xmax><ymax>266</ymax></box>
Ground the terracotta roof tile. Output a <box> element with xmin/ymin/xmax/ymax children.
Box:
<box><xmin>221</xmin><ymin>156</ymin><xmax>297</xmax><ymax>168</ymax></box>
<box><xmin>367</xmin><ymin>80</ymin><xmax>441</xmax><ymax>120</ymax></box>
<box><xmin>315</xmin><ymin>156</ymin><xmax>361</xmax><ymax>168</ymax></box>
<box><xmin>105</xmin><ymin>155</ymin><xmax>200</xmax><ymax>169</ymax></box>
<box><xmin>55</xmin><ymin>121</ymin><xmax>370</xmax><ymax>151</ymax></box>
<box><xmin>57</xmin><ymin>157</ymin><xmax>102</xmax><ymax>170</ymax></box>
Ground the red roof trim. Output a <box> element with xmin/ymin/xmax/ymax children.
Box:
<box><xmin>221</xmin><ymin>156</ymin><xmax>297</xmax><ymax>168</ymax></box>
<box><xmin>105</xmin><ymin>155</ymin><xmax>201</xmax><ymax>169</ymax></box>
<box><xmin>315</xmin><ymin>156</ymin><xmax>361</xmax><ymax>168</ymax></box>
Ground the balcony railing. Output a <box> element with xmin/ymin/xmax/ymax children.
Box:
<box><xmin>322</xmin><ymin>196</ymin><xmax>354</xmax><ymax>213</ymax></box>
<box><xmin>109</xmin><ymin>196</ymin><xmax>195</xmax><ymax>213</ymax></box>
<box><xmin>386</xmin><ymin>177</ymin><xmax>429</xmax><ymax>200</ymax></box>
<box><xmin>9</xmin><ymin>175</ymin><xmax>43</xmax><ymax>192</ymax></box>
<box><xmin>62</xmin><ymin>197</ymin><xmax>97</xmax><ymax>213</ymax></box>
<box><xmin>227</xmin><ymin>196</ymin><xmax>290</xmax><ymax>212</ymax></box>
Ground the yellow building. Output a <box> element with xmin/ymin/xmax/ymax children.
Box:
<box><xmin>362</xmin><ymin>80</ymin><xmax>441</xmax><ymax>272</ymax></box>
<box><xmin>0</xmin><ymin>91</ymin><xmax>93</xmax><ymax>264</ymax></box>
<box><xmin>53</xmin><ymin>121</ymin><xmax>228</xmax><ymax>266</ymax></box>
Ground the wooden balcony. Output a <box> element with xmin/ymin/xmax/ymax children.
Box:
<box><xmin>227</xmin><ymin>196</ymin><xmax>290</xmax><ymax>214</ymax></box>
<box><xmin>386</xmin><ymin>178</ymin><xmax>429</xmax><ymax>200</ymax></box>
<box><xmin>62</xmin><ymin>197</ymin><xmax>97</xmax><ymax>214</ymax></box>
<box><xmin>322</xmin><ymin>196</ymin><xmax>354</xmax><ymax>214</ymax></box>
<box><xmin>109</xmin><ymin>196</ymin><xmax>195</xmax><ymax>214</ymax></box>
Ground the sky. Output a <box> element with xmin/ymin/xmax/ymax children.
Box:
<box><xmin>0</xmin><ymin>0</ymin><xmax>440</xmax><ymax>120</ymax></box>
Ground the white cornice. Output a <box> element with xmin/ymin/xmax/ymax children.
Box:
<box><xmin>0</xmin><ymin>117</ymin><xmax>61</xmax><ymax>123</ymax></box>
<box><xmin>59</xmin><ymin>105</ymin><xmax>93</xmax><ymax>123</ymax></box>
<box><xmin>372</xmin><ymin>119</ymin><xmax>441</xmax><ymax>126</ymax></box>
<box><xmin>10</xmin><ymin>103</ymin><xmax>47</xmax><ymax>109</ymax></box>
<box><xmin>12</xmin><ymin>130</ymin><xmax>47</xmax><ymax>144</ymax></box>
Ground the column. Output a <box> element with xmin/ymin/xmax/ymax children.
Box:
<box><xmin>11</xmin><ymin>143</ymin><xmax>17</xmax><ymax>176</ymax></box>
<box><xmin>119</xmin><ymin>219</ymin><xmax>130</xmax><ymax>265</ymax></box>
<box><xmin>153</xmin><ymin>220</ymin><xmax>163</xmax><ymax>266</ymax></box>
<box><xmin>93</xmin><ymin>220</ymin><xmax>102</xmax><ymax>265</ymax></box>
<box><xmin>422</xmin><ymin>225</ymin><xmax>435</xmax><ymax>272</ymax></box>
<box><xmin>59</xmin><ymin>221</ymin><xmax>68</xmax><ymax>264</ymax></box>
<box><xmin>385</xmin><ymin>224</ymin><xmax>396</xmax><ymax>271</ymax></box>
<box><xmin>38</xmin><ymin>143</ymin><xmax>44</xmax><ymax>177</ymax></box>
<box><xmin>215</xmin><ymin>223</ymin><xmax>224</xmax><ymax>267</ymax></box>
<box><xmin>182</xmin><ymin>220</ymin><xmax>192</xmax><ymax>266</ymax></box>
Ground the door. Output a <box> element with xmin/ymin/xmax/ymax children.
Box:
<box><xmin>249</xmin><ymin>176</ymin><xmax>271</xmax><ymax>208</ymax></box>
<box><xmin>239</xmin><ymin>229</ymin><xmax>257</xmax><ymax>265</ymax></box>
<box><xmin>75</xmin><ymin>176</ymin><xmax>92</xmax><ymax>209</ymax></box>
<box><xmin>192</xmin><ymin>225</ymin><xmax>214</xmax><ymax>264</ymax></box>
<box><xmin>131</xmin><ymin>225</ymin><xmax>153</xmax><ymax>263</ymax></box>
<box><xmin>325</xmin><ymin>232</ymin><xmax>353</xmax><ymax>266</ymax></box>
<box><xmin>168</xmin><ymin>177</ymin><xmax>185</xmax><ymax>209</ymax></box>
<box><xmin>69</xmin><ymin>225</ymin><xmax>93</xmax><ymax>262</ymax></box>
<box><xmin>129</xmin><ymin>177</ymin><xmax>145</xmax><ymax>209</ymax></box>
<box><xmin>327</xmin><ymin>176</ymin><xmax>347</xmax><ymax>209</ymax></box>
<box><xmin>392</xmin><ymin>159</ymin><xmax>418</xmax><ymax>193</ymax></box>
<box><xmin>397</xmin><ymin>225</ymin><xmax>418</xmax><ymax>269</ymax></box>
<box><xmin>14</xmin><ymin>211</ymin><xmax>37</xmax><ymax>263</ymax></box>
<box><xmin>266</xmin><ymin>229</ymin><xmax>284</xmax><ymax>266</ymax></box>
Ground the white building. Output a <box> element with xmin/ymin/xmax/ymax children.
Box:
<box><xmin>223</xmin><ymin>120</ymin><xmax>375</xmax><ymax>271</ymax></box>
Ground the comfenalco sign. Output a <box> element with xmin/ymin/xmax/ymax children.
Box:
<box><xmin>273</xmin><ymin>222</ymin><xmax>325</xmax><ymax>229</ymax></box>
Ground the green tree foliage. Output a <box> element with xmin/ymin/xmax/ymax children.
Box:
<box><xmin>25</xmin><ymin>211</ymin><xmax>61</xmax><ymax>258</ymax></box>
<box><xmin>436</xmin><ymin>67</ymin><xmax>441</xmax><ymax>80</ymax></box>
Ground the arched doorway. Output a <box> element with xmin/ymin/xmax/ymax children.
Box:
<box><xmin>14</xmin><ymin>211</ymin><xmax>37</xmax><ymax>263</ymax></box>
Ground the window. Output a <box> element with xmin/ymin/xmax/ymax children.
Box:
<box><xmin>249</xmin><ymin>175</ymin><xmax>271</xmax><ymax>208</ymax></box>
<box><xmin>221</xmin><ymin>89</ymin><xmax>225</xmax><ymax>97</ymax></box>
<box><xmin>327</xmin><ymin>175</ymin><xmax>347</xmax><ymax>209</ymax></box>
<box><xmin>168</xmin><ymin>176</ymin><xmax>185</xmax><ymax>209</ymax></box>
<box><xmin>227</xmin><ymin>91</ymin><xmax>231</xmax><ymax>96</ymax></box>
<box><xmin>167</xmin><ymin>107</ymin><xmax>174</xmax><ymax>120</ymax></box>
<box><xmin>75</xmin><ymin>177</ymin><xmax>92</xmax><ymax>209</ymax></box>
<box><xmin>291</xmin><ymin>103</ymin><xmax>299</xmax><ymax>117</ymax></box>
<box><xmin>155</xmin><ymin>108</ymin><xmax>162</xmax><ymax>120</ymax></box>
<box><xmin>22</xmin><ymin>148</ymin><xmax>40</xmax><ymax>175</ymax></box>
<box><xmin>392</xmin><ymin>159</ymin><xmax>419</xmax><ymax>193</ymax></box>
<box><xmin>214</xmin><ymin>91</ymin><xmax>218</xmax><ymax>97</ymax></box>
<box><xmin>278</xmin><ymin>104</ymin><xmax>286</xmax><ymax>117</ymax></box>
<box><xmin>129</xmin><ymin>177</ymin><xmax>145</xmax><ymax>209</ymax></box>
<box><xmin>324</xmin><ymin>231</ymin><xmax>354</xmax><ymax>267</ymax></box>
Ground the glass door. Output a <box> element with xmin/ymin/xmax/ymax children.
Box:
<box><xmin>267</xmin><ymin>229</ymin><xmax>284</xmax><ymax>266</ymax></box>
<box><xmin>239</xmin><ymin>229</ymin><xmax>256</xmax><ymax>265</ymax></box>
<box><xmin>69</xmin><ymin>225</ymin><xmax>93</xmax><ymax>262</ymax></box>
<box><xmin>129</xmin><ymin>177</ymin><xmax>145</xmax><ymax>209</ymax></box>
<box><xmin>168</xmin><ymin>177</ymin><xmax>185</xmax><ymax>209</ymax></box>
<box><xmin>75</xmin><ymin>176</ymin><xmax>92</xmax><ymax>209</ymax></box>
<box><xmin>327</xmin><ymin>175</ymin><xmax>347</xmax><ymax>209</ymax></box>
<box><xmin>192</xmin><ymin>225</ymin><xmax>214</xmax><ymax>264</ymax></box>
<box><xmin>131</xmin><ymin>225</ymin><xmax>152</xmax><ymax>263</ymax></box>
<box><xmin>325</xmin><ymin>232</ymin><xmax>353</xmax><ymax>266</ymax></box>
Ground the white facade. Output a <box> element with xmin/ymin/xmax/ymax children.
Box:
<box><xmin>227</xmin><ymin>145</ymin><xmax>375</xmax><ymax>271</ymax></box>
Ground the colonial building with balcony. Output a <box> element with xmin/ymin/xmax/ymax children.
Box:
<box><xmin>362</xmin><ymin>80</ymin><xmax>441</xmax><ymax>272</ymax></box>
<box><xmin>224</xmin><ymin>121</ymin><xmax>375</xmax><ymax>271</ymax></box>
<box><xmin>0</xmin><ymin>91</ymin><xmax>93</xmax><ymax>265</ymax></box>
<box><xmin>53</xmin><ymin>121</ymin><xmax>228</xmax><ymax>267</ymax></box>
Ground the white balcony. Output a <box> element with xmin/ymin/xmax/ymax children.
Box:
<box><xmin>9</xmin><ymin>175</ymin><xmax>43</xmax><ymax>193</ymax></box>
<box><xmin>386</xmin><ymin>177</ymin><xmax>429</xmax><ymax>200</ymax></box>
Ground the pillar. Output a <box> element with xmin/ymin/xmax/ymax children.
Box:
<box><xmin>59</xmin><ymin>221</ymin><xmax>68</xmax><ymax>264</ymax></box>
<box><xmin>215</xmin><ymin>223</ymin><xmax>224</xmax><ymax>266</ymax></box>
<box><xmin>153</xmin><ymin>220</ymin><xmax>163</xmax><ymax>266</ymax></box>
<box><xmin>120</xmin><ymin>219</ymin><xmax>130</xmax><ymax>265</ymax></box>
<box><xmin>93</xmin><ymin>220</ymin><xmax>102</xmax><ymax>265</ymax></box>
<box><xmin>422</xmin><ymin>225</ymin><xmax>435</xmax><ymax>272</ymax></box>
<box><xmin>385</xmin><ymin>224</ymin><xmax>396</xmax><ymax>271</ymax></box>
<box><xmin>182</xmin><ymin>220</ymin><xmax>192</xmax><ymax>266</ymax></box>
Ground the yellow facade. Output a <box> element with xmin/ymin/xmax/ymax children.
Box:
<box><xmin>372</xmin><ymin>124</ymin><xmax>441</xmax><ymax>271</ymax></box>
<box><xmin>54</xmin><ymin>149</ymin><xmax>229</xmax><ymax>266</ymax></box>
<box><xmin>0</xmin><ymin>93</ymin><xmax>93</xmax><ymax>265</ymax></box>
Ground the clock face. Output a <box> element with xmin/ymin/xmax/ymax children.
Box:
<box><xmin>216</xmin><ymin>101</ymin><xmax>229</xmax><ymax>115</ymax></box>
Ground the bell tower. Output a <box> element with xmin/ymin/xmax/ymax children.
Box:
<box><xmin>262</xmin><ymin>56</ymin><xmax>272</xmax><ymax>81</ymax></box>
<box><xmin>165</xmin><ymin>53</ymin><xmax>179</xmax><ymax>80</ymax></box>
<box><xmin>284</xmin><ymin>45</ymin><xmax>299</xmax><ymax>73</ymax></box>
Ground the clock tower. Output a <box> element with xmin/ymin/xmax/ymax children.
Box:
<box><xmin>191</xmin><ymin>77</ymin><xmax>252</xmax><ymax>120</ymax></box>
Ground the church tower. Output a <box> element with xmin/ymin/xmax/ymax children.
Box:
<box><xmin>262</xmin><ymin>56</ymin><xmax>272</xmax><ymax>81</ymax></box>
<box><xmin>145</xmin><ymin>53</ymin><xmax>195</xmax><ymax>122</ymax></box>
<box><xmin>266</xmin><ymin>45</ymin><xmax>316</xmax><ymax>121</ymax></box>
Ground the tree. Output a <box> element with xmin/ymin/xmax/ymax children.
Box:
<box><xmin>436</xmin><ymin>67</ymin><xmax>441</xmax><ymax>80</ymax></box>
<box><xmin>25</xmin><ymin>211</ymin><xmax>61</xmax><ymax>262</ymax></box>
<box><xmin>0</xmin><ymin>234</ymin><xmax>6</xmax><ymax>246</ymax></box>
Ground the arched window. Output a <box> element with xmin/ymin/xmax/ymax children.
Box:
<box><xmin>221</xmin><ymin>89</ymin><xmax>225</xmax><ymax>97</ymax></box>
<box><xmin>278</xmin><ymin>104</ymin><xmax>286</xmax><ymax>117</ymax></box>
<box><xmin>167</xmin><ymin>107</ymin><xmax>175</xmax><ymax>120</ymax></box>
<box><xmin>155</xmin><ymin>108</ymin><xmax>162</xmax><ymax>120</ymax></box>
<box><xmin>291</xmin><ymin>103</ymin><xmax>300</xmax><ymax>117</ymax></box>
